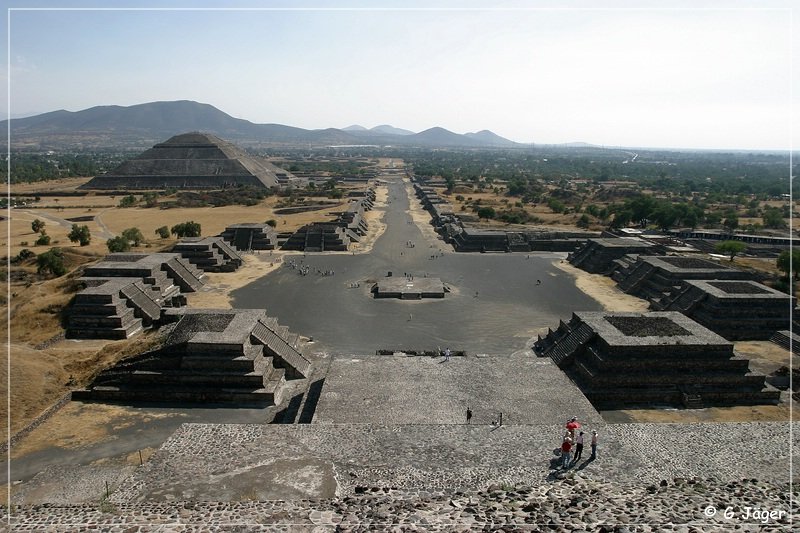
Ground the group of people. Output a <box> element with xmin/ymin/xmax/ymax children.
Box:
<box><xmin>285</xmin><ymin>259</ymin><xmax>335</xmax><ymax>277</ymax></box>
<box><xmin>559</xmin><ymin>417</ymin><xmax>598</xmax><ymax>468</ymax></box>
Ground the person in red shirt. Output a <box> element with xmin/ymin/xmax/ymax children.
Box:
<box><xmin>561</xmin><ymin>436</ymin><xmax>572</xmax><ymax>468</ymax></box>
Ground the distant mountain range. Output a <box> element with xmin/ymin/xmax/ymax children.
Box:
<box><xmin>3</xmin><ymin>100</ymin><xmax>520</xmax><ymax>150</ymax></box>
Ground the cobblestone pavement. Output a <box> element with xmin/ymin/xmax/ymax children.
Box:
<box><xmin>96</xmin><ymin>420</ymin><xmax>798</xmax><ymax>506</ymax></box>
<box><xmin>8</xmin><ymin>415</ymin><xmax>796</xmax><ymax>530</ymax></box>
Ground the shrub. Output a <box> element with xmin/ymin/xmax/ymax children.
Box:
<box><xmin>35</xmin><ymin>233</ymin><xmax>51</xmax><ymax>246</ymax></box>
<box><xmin>118</xmin><ymin>194</ymin><xmax>137</xmax><ymax>208</ymax></box>
<box><xmin>106</xmin><ymin>236</ymin><xmax>131</xmax><ymax>253</ymax></box>
<box><xmin>121</xmin><ymin>227</ymin><xmax>145</xmax><ymax>247</ymax></box>
<box><xmin>155</xmin><ymin>226</ymin><xmax>170</xmax><ymax>239</ymax></box>
<box><xmin>36</xmin><ymin>248</ymin><xmax>66</xmax><ymax>277</ymax></box>
<box><xmin>171</xmin><ymin>221</ymin><xmax>201</xmax><ymax>238</ymax></box>
<box><xmin>265</xmin><ymin>219</ymin><xmax>277</xmax><ymax>228</ymax></box>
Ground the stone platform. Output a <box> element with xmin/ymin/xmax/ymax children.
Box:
<box><xmin>372</xmin><ymin>276</ymin><xmax>447</xmax><ymax>299</ymax></box>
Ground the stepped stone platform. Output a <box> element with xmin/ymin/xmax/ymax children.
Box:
<box><xmin>72</xmin><ymin>308</ymin><xmax>313</xmax><ymax>405</ymax></box>
<box><xmin>656</xmin><ymin>279</ymin><xmax>795</xmax><ymax>340</ymax></box>
<box><xmin>568</xmin><ymin>237</ymin><xmax>657</xmax><ymax>274</ymax></box>
<box><xmin>372</xmin><ymin>276</ymin><xmax>447</xmax><ymax>299</ymax></box>
<box><xmin>66</xmin><ymin>253</ymin><xmax>204</xmax><ymax>339</ymax></box>
<box><xmin>220</xmin><ymin>222</ymin><xmax>279</xmax><ymax>251</ymax></box>
<box><xmin>534</xmin><ymin>311</ymin><xmax>780</xmax><ymax>409</ymax></box>
<box><xmin>281</xmin><ymin>222</ymin><xmax>355</xmax><ymax>251</ymax></box>
<box><xmin>612</xmin><ymin>254</ymin><xmax>751</xmax><ymax>305</ymax></box>
<box><xmin>80</xmin><ymin>132</ymin><xmax>302</xmax><ymax>190</ymax></box>
<box><xmin>84</xmin><ymin>252</ymin><xmax>206</xmax><ymax>292</ymax></box>
<box><xmin>172</xmin><ymin>236</ymin><xmax>243</xmax><ymax>272</ymax></box>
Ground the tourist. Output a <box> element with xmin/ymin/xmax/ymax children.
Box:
<box><xmin>590</xmin><ymin>430</ymin><xmax>598</xmax><ymax>460</ymax></box>
<box><xmin>536</xmin><ymin>279</ymin><xmax>541</xmax><ymax>285</ymax></box>
<box><xmin>566</xmin><ymin>416</ymin><xmax>581</xmax><ymax>439</ymax></box>
<box><xmin>466</xmin><ymin>408</ymin><xmax>472</xmax><ymax>424</ymax></box>
<box><xmin>573</xmin><ymin>431</ymin><xmax>584</xmax><ymax>462</ymax></box>
<box><xmin>444</xmin><ymin>347</ymin><xmax>451</xmax><ymax>361</ymax></box>
<box><xmin>561</xmin><ymin>436</ymin><xmax>572</xmax><ymax>468</ymax></box>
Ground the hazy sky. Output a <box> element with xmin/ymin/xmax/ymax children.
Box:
<box><xmin>2</xmin><ymin>1</ymin><xmax>796</xmax><ymax>150</ymax></box>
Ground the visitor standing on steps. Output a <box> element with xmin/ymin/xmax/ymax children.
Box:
<box><xmin>573</xmin><ymin>431</ymin><xmax>584</xmax><ymax>463</ymax></box>
<box><xmin>561</xmin><ymin>436</ymin><xmax>572</xmax><ymax>468</ymax></box>
<box><xmin>590</xmin><ymin>430</ymin><xmax>598</xmax><ymax>460</ymax></box>
<box><xmin>444</xmin><ymin>347</ymin><xmax>451</xmax><ymax>361</ymax></box>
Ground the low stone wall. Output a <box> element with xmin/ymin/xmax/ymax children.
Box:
<box><xmin>1</xmin><ymin>392</ymin><xmax>72</xmax><ymax>453</ymax></box>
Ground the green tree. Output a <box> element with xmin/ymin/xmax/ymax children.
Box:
<box><xmin>142</xmin><ymin>192</ymin><xmax>159</xmax><ymax>208</ymax></box>
<box><xmin>35</xmin><ymin>233</ymin><xmax>51</xmax><ymax>246</ymax></box>
<box><xmin>171</xmin><ymin>221</ymin><xmax>202</xmax><ymax>238</ymax></box>
<box><xmin>36</xmin><ymin>248</ymin><xmax>66</xmax><ymax>277</ymax></box>
<box><xmin>576</xmin><ymin>214</ymin><xmax>591</xmax><ymax>229</ymax></box>
<box><xmin>106</xmin><ymin>236</ymin><xmax>131</xmax><ymax>253</ymax></box>
<box><xmin>31</xmin><ymin>219</ymin><xmax>45</xmax><ymax>234</ymax></box>
<box><xmin>762</xmin><ymin>207</ymin><xmax>785</xmax><ymax>229</ymax></box>
<box><xmin>118</xmin><ymin>194</ymin><xmax>137</xmax><ymax>208</ymax></box>
<box><xmin>715</xmin><ymin>240</ymin><xmax>746</xmax><ymax>261</ymax></box>
<box><xmin>155</xmin><ymin>225</ymin><xmax>170</xmax><ymax>239</ymax></box>
<box><xmin>477</xmin><ymin>206</ymin><xmax>496</xmax><ymax>219</ymax></box>
<box><xmin>121</xmin><ymin>227</ymin><xmax>145</xmax><ymax>246</ymax></box>
<box><xmin>68</xmin><ymin>224</ymin><xmax>91</xmax><ymax>246</ymax></box>
<box><xmin>722</xmin><ymin>211</ymin><xmax>739</xmax><ymax>233</ymax></box>
<box><xmin>777</xmin><ymin>249</ymin><xmax>800</xmax><ymax>280</ymax></box>
<box><xmin>265</xmin><ymin>219</ymin><xmax>277</xmax><ymax>228</ymax></box>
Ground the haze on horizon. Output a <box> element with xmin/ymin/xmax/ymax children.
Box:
<box><xmin>2</xmin><ymin>1</ymin><xmax>795</xmax><ymax>151</ymax></box>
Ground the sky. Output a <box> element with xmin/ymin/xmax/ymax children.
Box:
<box><xmin>1</xmin><ymin>1</ymin><xmax>797</xmax><ymax>150</ymax></box>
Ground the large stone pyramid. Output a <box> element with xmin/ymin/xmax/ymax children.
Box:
<box><xmin>81</xmin><ymin>132</ymin><xmax>297</xmax><ymax>189</ymax></box>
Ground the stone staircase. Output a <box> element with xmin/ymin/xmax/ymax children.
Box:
<box><xmin>73</xmin><ymin>309</ymin><xmax>311</xmax><ymax>405</ymax></box>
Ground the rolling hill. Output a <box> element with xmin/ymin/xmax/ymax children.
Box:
<box><xmin>4</xmin><ymin>100</ymin><xmax>519</xmax><ymax>150</ymax></box>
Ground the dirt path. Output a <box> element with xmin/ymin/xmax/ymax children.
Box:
<box><xmin>403</xmin><ymin>178</ymin><xmax>450</xmax><ymax>253</ymax></box>
<box><xmin>553</xmin><ymin>261</ymin><xmax>649</xmax><ymax>312</ymax></box>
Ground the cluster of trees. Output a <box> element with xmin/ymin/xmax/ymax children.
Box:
<box><xmin>107</xmin><ymin>227</ymin><xmax>145</xmax><ymax>252</ymax></box>
<box><xmin>30</xmin><ymin>218</ymin><xmax>51</xmax><ymax>246</ymax></box>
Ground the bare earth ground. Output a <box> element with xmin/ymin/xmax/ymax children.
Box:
<box><xmin>553</xmin><ymin>261</ymin><xmax>649</xmax><ymax>312</ymax></box>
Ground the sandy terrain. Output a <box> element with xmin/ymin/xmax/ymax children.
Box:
<box><xmin>553</xmin><ymin>261</ymin><xmax>649</xmax><ymax>312</ymax></box>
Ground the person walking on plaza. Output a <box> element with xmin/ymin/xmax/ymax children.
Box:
<box><xmin>561</xmin><ymin>436</ymin><xmax>572</xmax><ymax>468</ymax></box>
<box><xmin>590</xmin><ymin>430</ymin><xmax>598</xmax><ymax>460</ymax></box>
<box><xmin>573</xmin><ymin>431</ymin><xmax>584</xmax><ymax>462</ymax></box>
<box><xmin>444</xmin><ymin>347</ymin><xmax>451</xmax><ymax>361</ymax></box>
<box><xmin>466</xmin><ymin>407</ymin><xmax>472</xmax><ymax>424</ymax></box>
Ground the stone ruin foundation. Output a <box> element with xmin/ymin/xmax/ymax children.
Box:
<box><xmin>73</xmin><ymin>308</ymin><xmax>313</xmax><ymax>405</ymax></box>
<box><xmin>66</xmin><ymin>253</ymin><xmax>205</xmax><ymax>339</ymax></box>
<box><xmin>220</xmin><ymin>223</ymin><xmax>279</xmax><ymax>251</ymax></box>
<box><xmin>372</xmin><ymin>276</ymin><xmax>447</xmax><ymax>299</ymax></box>
<box><xmin>172</xmin><ymin>236</ymin><xmax>243</xmax><ymax>272</ymax></box>
<box><xmin>611</xmin><ymin>255</ymin><xmax>751</xmax><ymax>305</ymax></box>
<box><xmin>655</xmin><ymin>279</ymin><xmax>795</xmax><ymax>340</ymax></box>
<box><xmin>534</xmin><ymin>311</ymin><xmax>779</xmax><ymax>409</ymax></box>
<box><xmin>568</xmin><ymin>237</ymin><xmax>657</xmax><ymax>275</ymax></box>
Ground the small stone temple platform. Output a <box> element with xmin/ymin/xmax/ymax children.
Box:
<box><xmin>534</xmin><ymin>311</ymin><xmax>779</xmax><ymax>409</ymax></box>
<box><xmin>220</xmin><ymin>223</ymin><xmax>279</xmax><ymax>251</ymax></box>
<box><xmin>66</xmin><ymin>253</ymin><xmax>205</xmax><ymax>339</ymax></box>
<box><xmin>172</xmin><ymin>236</ymin><xmax>243</xmax><ymax>272</ymax></box>
<box><xmin>73</xmin><ymin>308</ymin><xmax>313</xmax><ymax>405</ymax></box>
<box><xmin>372</xmin><ymin>276</ymin><xmax>447</xmax><ymax>299</ymax></box>
<box><xmin>568</xmin><ymin>237</ymin><xmax>657</xmax><ymax>274</ymax></box>
<box><xmin>655</xmin><ymin>279</ymin><xmax>795</xmax><ymax>340</ymax></box>
<box><xmin>612</xmin><ymin>255</ymin><xmax>751</xmax><ymax>304</ymax></box>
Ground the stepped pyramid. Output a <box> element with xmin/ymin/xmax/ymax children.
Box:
<box><xmin>534</xmin><ymin>311</ymin><xmax>780</xmax><ymax>409</ymax></box>
<box><xmin>73</xmin><ymin>309</ymin><xmax>313</xmax><ymax>405</ymax></box>
<box><xmin>80</xmin><ymin>132</ymin><xmax>298</xmax><ymax>190</ymax></box>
